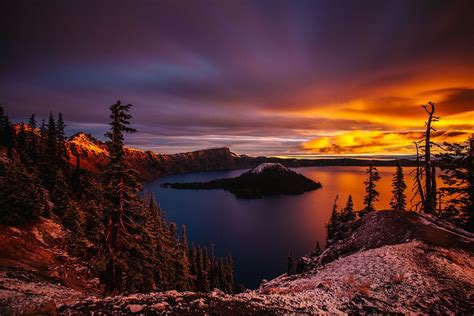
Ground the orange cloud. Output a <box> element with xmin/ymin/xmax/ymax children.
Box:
<box><xmin>301</xmin><ymin>130</ymin><xmax>472</xmax><ymax>155</ymax></box>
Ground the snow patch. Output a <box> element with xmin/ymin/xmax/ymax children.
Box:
<box><xmin>250</xmin><ymin>163</ymin><xmax>289</xmax><ymax>174</ymax></box>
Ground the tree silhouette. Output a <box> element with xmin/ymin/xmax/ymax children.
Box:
<box><xmin>360</xmin><ymin>163</ymin><xmax>380</xmax><ymax>216</ymax></box>
<box><xmin>103</xmin><ymin>101</ymin><xmax>139</xmax><ymax>295</ymax></box>
<box><xmin>390</xmin><ymin>160</ymin><xmax>407</xmax><ymax>210</ymax></box>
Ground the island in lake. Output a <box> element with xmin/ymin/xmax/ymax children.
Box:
<box><xmin>162</xmin><ymin>163</ymin><xmax>322</xmax><ymax>199</ymax></box>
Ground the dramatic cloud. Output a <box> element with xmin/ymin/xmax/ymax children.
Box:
<box><xmin>1</xmin><ymin>0</ymin><xmax>473</xmax><ymax>156</ymax></box>
<box><xmin>301</xmin><ymin>130</ymin><xmax>471</xmax><ymax>156</ymax></box>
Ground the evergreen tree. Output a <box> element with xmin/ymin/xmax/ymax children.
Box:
<box><xmin>217</xmin><ymin>258</ymin><xmax>227</xmax><ymax>291</ymax></box>
<box><xmin>28</xmin><ymin>114</ymin><xmax>37</xmax><ymax>130</ymax></box>
<box><xmin>50</xmin><ymin>170</ymin><xmax>80</xmax><ymax>231</ymax></box>
<box><xmin>360</xmin><ymin>163</ymin><xmax>380</xmax><ymax>217</ymax></box>
<box><xmin>314</xmin><ymin>242</ymin><xmax>322</xmax><ymax>256</ymax></box>
<box><xmin>189</xmin><ymin>243</ymin><xmax>198</xmax><ymax>290</ymax></box>
<box><xmin>102</xmin><ymin>101</ymin><xmax>140</xmax><ymax>295</ymax></box>
<box><xmin>40</xmin><ymin>113</ymin><xmax>59</xmax><ymax>190</ymax></box>
<box><xmin>209</xmin><ymin>243</ymin><xmax>220</xmax><ymax>289</ymax></box>
<box><xmin>390</xmin><ymin>160</ymin><xmax>407</xmax><ymax>210</ymax></box>
<box><xmin>326</xmin><ymin>195</ymin><xmax>340</xmax><ymax>243</ymax></box>
<box><xmin>27</xmin><ymin>114</ymin><xmax>39</xmax><ymax>164</ymax></box>
<box><xmin>39</xmin><ymin>118</ymin><xmax>47</xmax><ymax>153</ymax></box>
<box><xmin>46</xmin><ymin>112</ymin><xmax>57</xmax><ymax>159</ymax></box>
<box><xmin>56</xmin><ymin>113</ymin><xmax>69</xmax><ymax>168</ymax></box>
<box><xmin>225</xmin><ymin>254</ymin><xmax>234</xmax><ymax>293</ymax></box>
<box><xmin>0</xmin><ymin>162</ymin><xmax>49</xmax><ymax>225</ymax></box>
<box><xmin>16</xmin><ymin>122</ymin><xmax>28</xmax><ymax>160</ymax></box>
<box><xmin>174</xmin><ymin>225</ymin><xmax>192</xmax><ymax>291</ymax></box>
<box><xmin>436</xmin><ymin>138</ymin><xmax>474</xmax><ymax>231</ymax></box>
<box><xmin>1</xmin><ymin>114</ymin><xmax>15</xmax><ymax>159</ymax></box>
<box><xmin>197</xmin><ymin>246</ymin><xmax>211</xmax><ymax>292</ymax></box>
<box><xmin>287</xmin><ymin>252</ymin><xmax>295</xmax><ymax>276</ymax></box>
<box><xmin>0</xmin><ymin>106</ymin><xmax>4</xmax><ymax>144</ymax></box>
<box><xmin>340</xmin><ymin>195</ymin><xmax>355</xmax><ymax>222</ymax></box>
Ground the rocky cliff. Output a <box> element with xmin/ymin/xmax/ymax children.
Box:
<box><xmin>67</xmin><ymin>133</ymin><xmax>257</xmax><ymax>180</ymax></box>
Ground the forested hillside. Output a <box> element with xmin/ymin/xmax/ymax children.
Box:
<box><xmin>0</xmin><ymin>103</ymin><xmax>235</xmax><ymax>312</ymax></box>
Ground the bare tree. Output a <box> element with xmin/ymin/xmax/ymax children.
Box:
<box><xmin>412</xmin><ymin>102</ymin><xmax>439</xmax><ymax>214</ymax></box>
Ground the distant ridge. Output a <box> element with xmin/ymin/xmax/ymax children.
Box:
<box><xmin>65</xmin><ymin>131</ymin><xmax>417</xmax><ymax>181</ymax></box>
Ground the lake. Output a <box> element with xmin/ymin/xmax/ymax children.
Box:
<box><xmin>144</xmin><ymin>166</ymin><xmax>418</xmax><ymax>289</ymax></box>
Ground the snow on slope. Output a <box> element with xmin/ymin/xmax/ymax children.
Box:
<box><xmin>60</xmin><ymin>210</ymin><xmax>474</xmax><ymax>314</ymax></box>
<box><xmin>249</xmin><ymin>163</ymin><xmax>289</xmax><ymax>174</ymax></box>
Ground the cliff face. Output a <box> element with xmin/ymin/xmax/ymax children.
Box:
<box><xmin>67</xmin><ymin>133</ymin><xmax>257</xmax><ymax>180</ymax></box>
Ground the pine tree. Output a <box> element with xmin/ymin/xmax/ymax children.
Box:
<box><xmin>16</xmin><ymin>122</ymin><xmax>28</xmax><ymax>161</ymax></box>
<box><xmin>46</xmin><ymin>112</ymin><xmax>57</xmax><ymax>160</ymax></box>
<box><xmin>56</xmin><ymin>113</ymin><xmax>69</xmax><ymax>168</ymax></box>
<box><xmin>40</xmin><ymin>113</ymin><xmax>59</xmax><ymax>190</ymax></box>
<box><xmin>103</xmin><ymin>101</ymin><xmax>140</xmax><ymax>295</ymax></box>
<box><xmin>326</xmin><ymin>195</ymin><xmax>340</xmax><ymax>243</ymax></box>
<box><xmin>436</xmin><ymin>138</ymin><xmax>474</xmax><ymax>231</ymax></box>
<box><xmin>390</xmin><ymin>160</ymin><xmax>407</xmax><ymax>210</ymax></box>
<box><xmin>209</xmin><ymin>243</ymin><xmax>220</xmax><ymax>289</ymax></box>
<box><xmin>0</xmin><ymin>106</ymin><xmax>4</xmax><ymax>143</ymax></box>
<box><xmin>174</xmin><ymin>225</ymin><xmax>192</xmax><ymax>291</ymax></box>
<box><xmin>197</xmin><ymin>246</ymin><xmax>211</xmax><ymax>292</ymax></box>
<box><xmin>1</xmin><ymin>114</ymin><xmax>15</xmax><ymax>159</ymax></box>
<box><xmin>0</xmin><ymin>162</ymin><xmax>49</xmax><ymax>225</ymax></box>
<box><xmin>340</xmin><ymin>195</ymin><xmax>355</xmax><ymax>222</ymax></box>
<box><xmin>27</xmin><ymin>114</ymin><xmax>39</xmax><ymax>164</ymax></box>
<box><xmin>225</xmin><ymin>254</ymin><xmax>234</xmax><ymax>293</ymax></box>
<box><xmin>50</xmin><ymin>170</ymin><xmax>81</xmax><ymax>232</ymax></box>
<box><xmin>189</xmin><ymin>243</ymin><xmax>198</xmax><ymax>290</ymax></box>
<box><xmin>314</xmin><ymin>242</ymin><xmax>322</xmax><ymax>256</ymax></box>
<box><xmin>217</xmin><ymin>258</ymin><xmax>227</xmax><ymax>291</ymax></box>
<box><xmin>39</xmin><ymin>118</ymin><xmax>47</xmax><ymax>153</ymax></box>
<box><xmin>360</xmin><ymin>163</ymin><xmax>380</xmax><ymax>217</ymax></box>
<box><xmin>287</xmin><ymin>252</ymin><xmax>295</xmax><ymax>276</ymax></box>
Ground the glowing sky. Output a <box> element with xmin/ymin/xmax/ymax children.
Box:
<box><xmin>1</xmin><ymin>0</ymin><xmax>473</xmax><ymax>157</ymax></box>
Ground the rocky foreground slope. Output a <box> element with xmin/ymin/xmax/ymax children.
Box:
<box><xmin>57</xmin><ymin>210</ymin><xmax>473</xmax><ymax>314</ymax></box>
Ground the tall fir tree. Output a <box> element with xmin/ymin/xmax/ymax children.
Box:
<box><xmin>0</xmin><ymin>162</ymin><xmax>49</xmax><ymax>225</ymax></box>
<box><xmin>197</xmin><ymin>246</ymin><xmax>211</xmax><ymax>292</ymax></box>
<box><xmin>340</xmin><ymin>195</ymin><xmax>355</xmax><ymax>222</ymax></box>
<box><xmin>0</xmin><ymin>112</ymin><xmax>15</xmax><ymax>158</ymax></box>
<box><xmin>360</xmin><ymin>163</ymin><xmax>380</xmax><ymax>217</ymax></box>
<box><xmin>225</xmin><ymin>254</ymin><xmax>234</xmax><ymax>293</ymax></box>
<box><xmin>287</xmin><ymin>252</ymin><xmax>295</xmax><ymax>276</ymax></box>
<box><xmin>390</xmin><ymin>160</ymin><xmax>407</xmax><ymax>210</ymax></box>
<box><xmin>326</xmin><ymin>195</ymin><xmax>340</xmax><ymax>243</ymax></box>
<box><xmin>103</xmin><ymin>101</ymin><xmax>140</xmax><ymax>295</ymax></box>
<box><xmin>314</xmin><ymin>242</ymin><xmax>322</xmax><ymax>256</ymax></box>
<box><xmin>174</xmin><ymin>225</ymin><xmax>192</xmax><ymax>291</ymax></box>
<box><xmin>56</xmin><ymin>113</ymin><xmax>69</xmax><ymax>169</ymax></box>
<box><xmin>436</xmin><ymin>138</ymin><xmax>474</xmax><ymax>231</ymax></box>
<box><xmin>27</xmin><ymin>114</ymin><xmax>39</xmax><ymax>164</ymax></box>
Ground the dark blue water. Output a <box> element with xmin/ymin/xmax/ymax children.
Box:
<box><xmin>144</xmin><ymin>166</ymin><xmax>414</xmax><ymax>289</ymax></box>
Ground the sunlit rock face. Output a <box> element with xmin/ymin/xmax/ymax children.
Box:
<box><xmin>66</xmin><ymin>133</ymin><xmax>257</xmax><ymax>180</ymax></box>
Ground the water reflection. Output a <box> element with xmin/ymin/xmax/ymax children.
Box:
<box><xmin>144</xmin><ymin>166</ymin><xmax>418</xmax><ymax>288</ymax></box>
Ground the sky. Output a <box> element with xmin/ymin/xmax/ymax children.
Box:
<box><xmin>1</xmin><ymin>0</ymin><xmax>473</xmax><ymax>157</ymax></box>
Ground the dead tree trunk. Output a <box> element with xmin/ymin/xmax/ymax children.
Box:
<box><xmin>413</xmin><ymin>141</ymin><xmax>425</xmax><ymax>211</ymax></box>
<box><xmin>422</xmin><ymin>102</ymin><xmax>439</xmax><ymax>214</ymax></box>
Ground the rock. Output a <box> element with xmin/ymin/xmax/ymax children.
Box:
<box><xmin>152</xmin><ymin>302</ymin><xmax>169</xmax><ymax>311</ymax></box>
<box><xmin>127</xmin><ymin>304</ymin><xmax>144</xmax><ymax>313</ymax></box>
